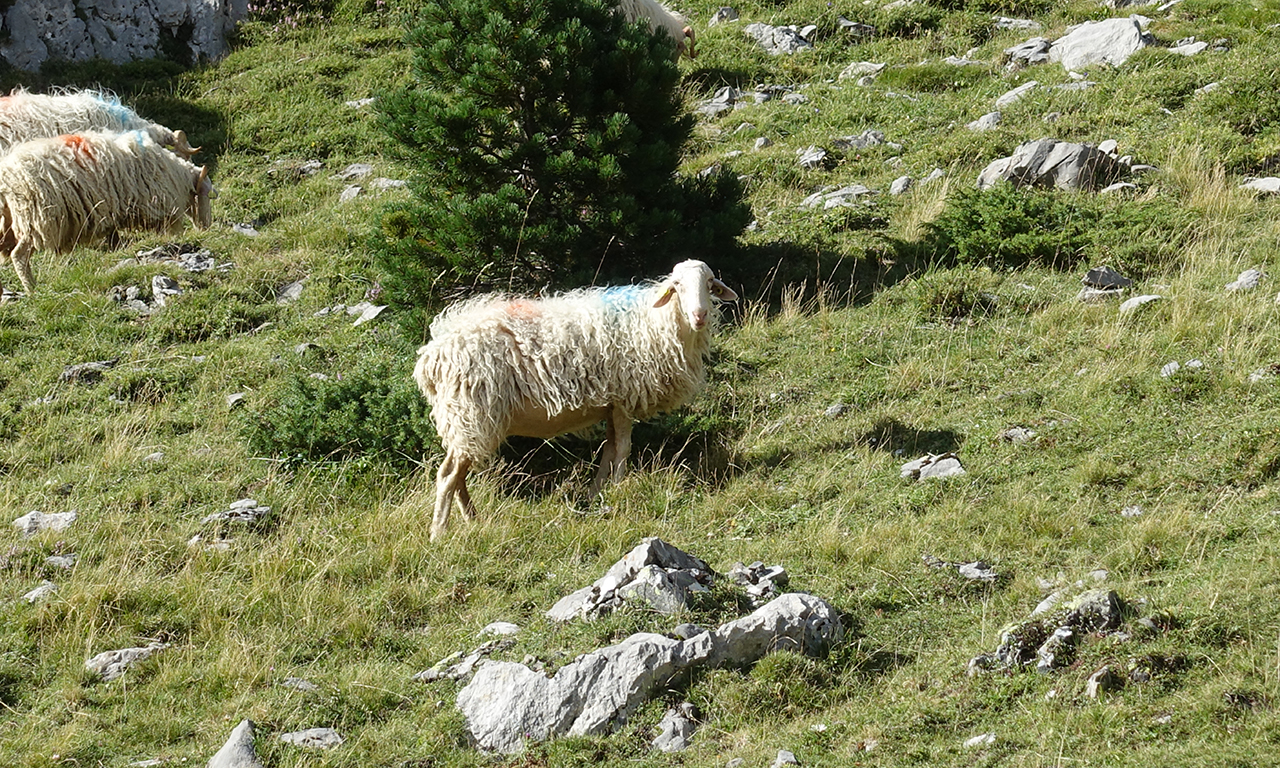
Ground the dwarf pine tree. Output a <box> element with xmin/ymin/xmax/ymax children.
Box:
<box><xmin>375</xmin><ymin>0</ymin><xmax>750</xmax><ymax>315</ymax></box>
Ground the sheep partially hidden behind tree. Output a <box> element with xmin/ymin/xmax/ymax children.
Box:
<box><xmin>0</xmin><ymin>88</ymin><xmax>199</xmax><ymax>158</ymax></box>
<box><xmin>414</xmin><ymin>259</ymin><xmax>737</xmax><ymax>540</ymax></box>
<box><xmin>0</xmin><ymin>130</ymin><xmax>215</xmax><ymax>295</ymax></box>
<box><xmin>616</xmin><ymin>0</ymin><xmax>696</xmax><ymax>59</ymax></box>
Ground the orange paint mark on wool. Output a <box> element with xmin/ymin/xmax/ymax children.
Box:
<box><xmin>60</xmin><ymin>134</ymin><xmax>97</xmax><ymax>164</ymax></box>
<box><xmin>504</xmin><ymin>300</ymin><xmax>541</xmax><ymax>319</ymax></box>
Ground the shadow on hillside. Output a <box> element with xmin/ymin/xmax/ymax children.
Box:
<box><xmin>494</xmin><ymin>413</ymin><xmax>744</xmax><ymax>503</ymax></box>
<box><xmin>835</xmin><ymin>417</ymin><xmax>963</xmax><ymax>457</ymax></box>
<box><xmin>0</xmin><ymin>57</ymin><xmax>230</xmax><ymax>172</ymax></box>
<box><xmin>718</xmin><ymin>240</ymin><xmax>917</xmax><ymax>318</ymax></box>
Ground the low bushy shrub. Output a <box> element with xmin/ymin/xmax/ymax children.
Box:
<box><xmin>243</xmin><ymin>361</ymin><xmax>437</xmax><ymax>467</ymax></box>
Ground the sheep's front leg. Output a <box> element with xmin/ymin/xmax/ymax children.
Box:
<box><xmin>432</xmin><ymin>450</ymin><xmax>473</xmax><ymax>542</ymax></box>
<box><xmin>9</xmin><ymin>237</ymin><xmax>34</xmax><ymax>294</ymax></box>
<box><xmin>590</xmin><ymin>412</ymin><xmax>619</xmax><ymax>498</ymax></box>
<box><xmin>590</xmin><ymin>405</ymin><xmax>633</xmax><ymax>497</ymax></box>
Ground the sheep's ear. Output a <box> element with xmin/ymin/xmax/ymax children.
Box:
<box><xmin>653</xmin><ymin>285</ymin><xmax>676</xmax><ymax>308</ymax></box>
<box><xmin>710</xmin><ymin>278</ymin><xmax>737</xmax><ymax>302</ymax></box>
<box><xmin>684</xmin><ymin>26</ymin><xmax>696</xmax><ymax>58</ymax></box>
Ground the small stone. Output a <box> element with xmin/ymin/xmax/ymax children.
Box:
<box><xmin>1083</xmin><ymin>266</ymin><xmax>1133</xmax><ymax>290</ymax></box>
<box><xmin>754</xmin><ymin>137</ymin><xmax>773</xmax><ymax>150</ymax></box>
<box><xmin>1119</xmin><ymin>294</ymin><xmax>1162</xmax><ymax>314</ymax></box>
<box><xmin>22</xmin><ymin>580</ymin><xmax>57</xmax><ymax>603</ymax></box>
<box><xmin>964</xmin><ymin>733</ymin><xmax>996</xmax><ymax>748</ymax></box>
<box><xmin>967</xmin><ymin>111</ymin><xmax>1002</xmax><ymax>131</ymax></box>
<box><xmin>797</xmin><ymin>146</ymin><xmax>828</xmax><ymax>169</ymax></box>
<box><xmin>651</xmin><ymin>703</ymin><xmax>698</xmax><ymax>752</ymax></box>
<box><xmin>995</xmin><ymin>81</ymin><xmax>1038</xmax><ymax>108</ymax></box>
<box><xmin>838</xmin><ymin>61</ymin><xmax>885</xmax><ymax>80</ymax></box>
<box><xmin>1121</xmin><ymin>505</ymin><xmax>1144</xmax><ymax>518</ymax></box>
<box><xmin>281</xmin><ymin>677</ymin><xmax>319</xmax><ymax>691</ymax></box>
<box><xmin>85</xmin><ymin>642</ymin><xmax>169</xmax><ymax>681</ymax></box>
<box><xmin>1226</xmin><ymin>268</ymin><xmax>1264</xmax><ymax>291</ymax></box>
<box><xmin>782</xmin><ymin>93</ymin><xmax>809</xmax><ymax>105</ymax></box>
<box><xmin>824</xmin><ymin>403</ymin><xmax>849</xmax><ymax>418</ymax></box>
<box><xmin>1100</xmin><ymin>182</ymin><xmax>1137</xmax><ymax>194</ymax></box>
<box><xmin>45</xmin><ymin>554</ymin><xmax>77</xmax><ymax>569</ymax></box>
<box><xmin>333</xmin><ymin>163</ymin><xmax>373</xmax><ymax>180</ymax></box>
<box><xmin>231</xmin><ymin>223</ymin><xmax>260</xmax><ymax>237</ymax></box>
<box><xmin>958</xmin><ymin>561</ymin><xmax>999</xmax><ymax>582</ymax></box>
<box><xmin>143</xmin><ymin>451</ymin><xmax>165</xmax><ymax>462</ymax></box>
<box><xmin>278</xmin><ymin>727</ymin><xmax>344</xmax><ymax>749</ymax></box>
<box><xmin>889</xmin><ymin>175</ymin><xmax>911</xmax><ymax>195</ymax></box>
<box><xmin>226</xmin><ymin>392</ymin><xmax>247</xmax><ymax>409</ymax></box>
<box><xmin>479</xmin><ymin>621</ymin><xmax>521</xmax><ymax>637</ymax></box>
<box><xmin>1160</xmin><ymin>361</ymin><xmax>1180</xmax><ymax>377</ymax></box>
<box><xmin>12</xmin><ymin>510</ymin><xmax>77</xmax><ymax>538</ymax></box>
<box><xmin>1086</xmin><ymin>666</ymin><xmax>1122</xmax><ymax>698</ymax></box>
<box><xmin>345</xmin><ymin>97</ymin><xmax>376</xmax><ymax>108</ymax></box>
<box><xmin>999</xmin><ymin>427</ymin><xmax>1036</xmax><ymax>443</ymax></box>
<box><xmin>709</xmin><ymin>7</ymin><xmax>739</xmax><ymax>25</ymax></box>
<box><xmin>276</xmin><ymin>280</ymin><xmax>305</xmax><ymax>304</ymax></box>
<box><xmin>351</xmin><ymin>303</ymin><xmax>388</xmax><ymax>327</ymax></box>
<box><xmin>770</xmin><ymin>749</ymin><xmax>800</xmax><ymax>767</ymax></box>
<box><xmin>901</xmin><ymin>453</ymin><xmax>966</xmax><ymax>480</ymax></box>
<box><xmin>207</xmin><ymin>720</ymin><xmax>266</xmax><ymax>768</ymax></box>
<box><xmin>339</xmin><ymin>184</ymin><xmax>362</xmax><ymax>202</ymax></box>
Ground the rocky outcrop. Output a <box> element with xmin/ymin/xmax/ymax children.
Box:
<box><xmin>1</xmin><ymin>0</ymin><xmax>249</xmax><ymax>71</ymax></box>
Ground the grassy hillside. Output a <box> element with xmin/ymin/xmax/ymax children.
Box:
<box><xmin>4</xmin><ymin>1</ymin><xmax>1280</xmax><ymax>765</ymax></box>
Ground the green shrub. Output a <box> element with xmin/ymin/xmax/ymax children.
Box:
<box><xmin>373</xmin><ymin>0</ymin><xmax>750</xmax><ymax>314</ymax></box>
<box><xmin>921</xmin><ymin>184</ymin><xmax>1097</xmax><ymax>270</ymax></box>
<box><xmin>243</xmin><ymin>361</ymin><xmax>437</xmax><ymax>466</ymax></box>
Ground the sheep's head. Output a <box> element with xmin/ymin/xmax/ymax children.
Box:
<box><xmin>653</xmin><ymin>259</ymin><xmax>737</xmax><ymax>331</ymax></box>
<box><xmin>192</xmin><ymin>165</ymin><xmax>215</xmax><ymax>229</ymax></box>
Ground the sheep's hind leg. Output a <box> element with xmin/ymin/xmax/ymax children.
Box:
<box><xmin>431</xmin><ymin>451</ymin><xmax>473</xmax><ymax>541</ymax></box>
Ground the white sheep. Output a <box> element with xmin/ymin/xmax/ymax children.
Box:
<box><xmin>414</xmin><ymin>259</ymin><xmax>738</xmax><ymax>540</ymax></box>
<box><xmin>0</xmin><ymin>88</ymin><xmax>199</xmax><ymax>158</ymax></box>
<box><xmin>616</xmin><ymin>0</ymin><xmax>697</xmax><ymax>59</ymax></box>
<box><xmin>0</xmin><ymin>130</ymin><xmax>215</xmax><ymax>295</ymax></box>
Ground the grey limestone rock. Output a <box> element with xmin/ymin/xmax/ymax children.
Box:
<box><xmin>839</xmin><ymin>61</ymin><xmax>886</xmax><ymax>80</ymax></box>
<box><xmin>86</xmin><ymin>642</ymin><xmax>169</xmax><ymax>681</ymax></box>
<box><xmin>901</xmin><ymin>452</ymin><xmax>966</xmax><ymax>480</ymax></box>
<box><xmin>1226</xmin><ymin>268</ymin><xmax>1264</xmax><ymax>291</ymax></box>
<box><xmin>977</xmin><ymin>139</ymin><xmax>1126</xmax><ymax>192</ymax></box>
<box><xmin>799</xmin><ymin>184</ymin><xmax>876</xmax><ymax>210</ymax></box>
<box><xmin>771</xmin><ymin>750</ymin><xmax>801</xmax><ymax>767</ymax></box>
<box><xmin>994</xmin><ymin>81</ymin><xmax>1039</xmax><ymax>107</ymax></box>
<box><xmin>546</xmin><ymin>538</ymin><xmax>715</xmax><ymax>622</ymax></box>
<box><xmin>278</xmin><ymin>727</ymin><xmax>344</xmax><ymax>749</ymax></box>
<box><xmin>796</xmin><ymin>146</ymin><xmax>829</xmax><ymax>170</ymax></box>
<box><xmin>463</xmin><ymin>593</ymin><xmax>841</xmax><ymax>752</ymax></box>
<box><xmin>1049</xmin><ymin>17</ymin><xmax>1154</xmax><ymax>71</ymax></box>
<box><xmin>890</xmin><ymin>175</ymin><xmax>912</xmax><ymax>195</ymax></box>
<box><xmin>967</xmin><ymin>111</ymin><xmax>1002</xmax><ymax>131</ymax></box>
<box><xmin>1004</xmin><ymin>38</ymin><xmax>1051</xmax><ymax>68</ymax></box>
<box><xmin>745</xmin><ymin>23</ymin><xmax>813</xmax><ymax>55</ymax></box>
<box><xmin>1119</xmin><ymin>294</ymin><xmax>1162</xmax><ymax>314</ymax></box>
<box><xmin>1241</xmin><ymin>177</ymin><xmax>1280</xmax><ymax>194</ymax></box>
<box><xmin>1035</xmin><ymin>627</ymin><xmax>1075</xmax><ymax>673</ymax></box>
<box><xmin>202</xmin><ymin>499</ymin><xmax>271</xmax><ymax>526</ymax></box>
<box><xmin>276</xmin><ymin>280</ymin><xmax>305</xmax><ymax>304</ymax></box>
<box><xmin>281</xmin><ymin>677</ymin><xmax>319</xmax><ymax>691</ymax></box>
<box><xmin>60</xmin><ymin>359</ymin><xmax>118</xmax><ymax>384</ymax></box>
<box><xmin>709</xmin><ymin>7</ymin><xmax>740</xmax><ymax>25</ymax></box>
<box><xmin>1084</xmin><ymin>265</ymin><xmax>1133</xmax><ymax>290</ymax></box>
<box><xmin>207</xmin><ymin>719</ymin><xmax>266</xmax><ymax>768</ymax></box>
<box><xmin>651</xmin><ymin>703</ymin><xmax>698</xmax><ymax>752</ymax></box>
<box><xmin>22</xmin><ymin>580</ymin><xmax>58</xmax><ymax>603</ymax></box>
<box><xmin>12</xmin><ymin>510</ymin><xmax>78</xmax><ymax>538</ymax></box>
<box><xmin>1</xmin><ymin>0</ymin><xmax>247</xmax><ymax>71</ymax></box>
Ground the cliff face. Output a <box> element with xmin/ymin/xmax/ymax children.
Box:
<box><xmin>1</xmin><ymin>0</ymin><xmax>248</xmax><ymax>71</ymax></box>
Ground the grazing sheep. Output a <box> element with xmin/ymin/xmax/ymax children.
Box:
<box><xmin>414</xmin><ymin>259</ymin><xmax>737</xmax><ymax>540</ymax></box>
<box><xmin>0</xmin><ymin>130</ymin><xmax>215</xmax><ymax>295</ymax></box>
<box><xmin>616</xmin><ymin>0</ymin><xmax>697</xmax><ymax>59</ymax></box>
<box><xmin>0</xmin><ymin>88</ymin><xmax>199</xmax><ymax>158</ymax></box>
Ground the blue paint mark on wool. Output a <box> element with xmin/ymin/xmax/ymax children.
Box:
<box><xmin>601</xmin><ymin>285</ymin><xmax>643</xmax><ymax>312</ymax></box>
<box><xmin>93</xmin><ymin>94</ymin><xmax>139</xmax><ymax>129</ymax></box>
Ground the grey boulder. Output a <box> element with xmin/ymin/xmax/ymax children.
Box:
<box><xmin>977</xmin><ymin>139</ymin><xmax>1126</xmax><ymax>192</ymax></box>
<box><xmin>1049</xmin><ymin>17</ymin><xmax>1154</xmax><ymax>71</ymax></box>
<box><xmin>207</xmin><ymin>720</ymin><xmax>265</xmax><ymax>768</ymax></box>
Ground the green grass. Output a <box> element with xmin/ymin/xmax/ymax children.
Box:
<box><xmin>5</xmin><ymin>0</ymin><xmax>1280</xmax><ymax>765</ymax></box>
